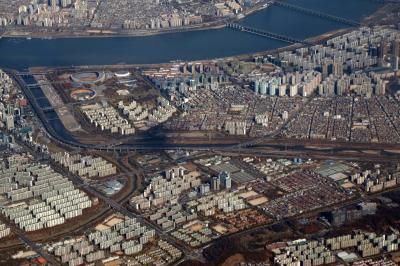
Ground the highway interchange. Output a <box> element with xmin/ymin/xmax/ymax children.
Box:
<box><xmin>5</xmin><ymin>69</ymin><xmax>400</xmax><ymax>265</ymax></box>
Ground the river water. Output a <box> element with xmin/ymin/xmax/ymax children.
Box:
<box><xmin>0</xmin><ymin>0</ymin><xmax>381</xmax><ymax>70</ymax></box>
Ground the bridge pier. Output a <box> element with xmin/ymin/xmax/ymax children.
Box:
<box><xmin>272</xmin><ymin>0</ymin><xmax>361</xmax><ymax>27</ymax></box>
<box><xmin>226</xmin><ymin>23</ymin><xmax>312</xmax><ymax>45</ymax></box>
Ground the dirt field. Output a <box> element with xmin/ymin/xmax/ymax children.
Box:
<box><xmin>220</xmin><ymin>254</ymin><xmax>246</xmax><ymax>266</ymax></box>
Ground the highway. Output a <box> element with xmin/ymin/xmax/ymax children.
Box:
<box><xmin>0</xmin><ymin>214</ymin><xmax>61</xmax><ymax>266</ymax></box>
<box><xmin>44</xmin><ymin>150</ymin><xmax>398</xmax><ymax>265</ymax></box>
<box><xmin>18</xmin><ymin>138</ymin><xmax>206</xmax><ymax>264</ymax></box>
<box><xmin>10</xmin><ymin>135</ymin><xmax>395</xmax><ymax>265</ymax></box>
<box><xmin>200</xmin><ymin>184</ymin><xmax>400</xmax><ymax>263</ymax></box>
<box><xmin>272</xmin><ymin>0</ymin><xmax>361</xmax><ymax>26</ymax></box>
<box><xmin>65</xmin><ymin>171</ymin><xmax>206</xmax><ymax>263</ymax></box>
<box><xmin>4</xmin><ymin>72</ymin><xmax>301</xmax><ymax>262</ymax></box>
<box><xmin>5</xmin><ymin>70</ymin><xmax>400</xmax><ymax>265</ymax></box>
<box><xmin>11</xmin><ymin>71</ymin><xmax>400</xmax><ymax>159</ymax></box>
<box><xmin>15</xmin><ymin>230</ymin><xmax>62</xmax><ymax>266</ymax></box>
<box><xmin>52</xmin><ymin>160</ymin><xmax>201</xmax><ymax>257</ymax></box>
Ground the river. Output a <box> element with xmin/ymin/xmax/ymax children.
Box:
<box><xmin>0</xmin><ymin>0</ymin><xmax>381</xmax><ymax>70</ymax></box>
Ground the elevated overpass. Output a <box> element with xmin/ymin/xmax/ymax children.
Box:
<box><xmin>272</xmin><ymin>0</ymin><xmax>361</xmax><ymax>27</ymax></box>
<box><xmin>227</xmin><ymin>23</ymin><xmax>312</xmax><ymax>45</ymax></box>
<box><xmin>10</xmin><ymin>71</ymin><xmax>400</xmax><ymax>163</ymax></box>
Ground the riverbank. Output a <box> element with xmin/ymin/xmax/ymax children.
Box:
<box><xmin>22</xmin><ymin>27</ymin><xmax>360</xmax><ymax>76</ymax></box>
<box><xmin>0</xmin><ymin>0</ymin><xmax>386</xmax><ymax>70</ymax></box>
<box><xmin>219</xmin><ymin>26</ymin><xmax>352</xmax><ymax>65</ymax></box>
<box><xmin>3</xmin><ymin>20</ymin><xmax>227</xmax><ymax>39</ymax></box>
<box><xmin>1</xmin><ymin>2</ymin><xmax>273</xmax><ymax>39</ymax></box>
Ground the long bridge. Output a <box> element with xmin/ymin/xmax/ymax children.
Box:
<box><xmin>272</xmin><ymin>0</ymin><xmax>361</xmax><ymax>27</ymax></box>
<box><xmin>227</xmin><ymin>23</ymin><xmax>313</xmax><ymax>45</ymax></box>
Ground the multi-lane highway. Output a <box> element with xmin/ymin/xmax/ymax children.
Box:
<box><xmin>15</xmin><ymin>230</ymin><xmax>62</xmax><ymax>266</ymax></box>
<box><xmin>18</xmin><ymin>137</ymin><xmax>205</xmax><ymax>264</ymax></box>
<box><xmin>12</xmin><ymin>71</ymin><xmax>400</xmax><ymax>165</ymax></box>
<box><xmin>6</xmin><ymin>69</ymin><xmax>400</xmax><ymax>266</ymax></box>
<box><xmin>0</xmin><ymin>213</ymin><xmax>61</xmax><ymax>266</ymax></box>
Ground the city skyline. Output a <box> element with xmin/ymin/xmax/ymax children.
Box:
<box><xmin>0</xmin><ymin>1</ymin><xmax>399</xmax><ymax>266</ymax></box>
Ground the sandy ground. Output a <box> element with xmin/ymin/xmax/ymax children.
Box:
<box><xmin>34</xmin><ymin>74</ymin><xmax>83</xmax><ymax>132</ymax></box>
<box><xmin>220</xmin><ymin>253</ymin><xmax>246</xmax><ymax>266</ymax></box>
